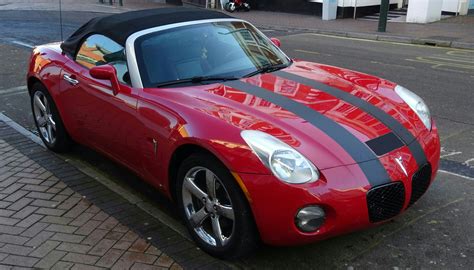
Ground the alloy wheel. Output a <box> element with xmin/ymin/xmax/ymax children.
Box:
<box><xmin>182</xmin><ymin>166</ymin><xmax>235</xmax><ymax>247</ymax></box>
<box><xmin>33</xmin><ymin>91</ymin><xmax>56</xmax><ymax>145</ymax></box>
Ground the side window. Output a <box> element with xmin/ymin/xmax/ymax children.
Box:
<box><xmin>76</xmin><ymin>34</ymin><xmax>130</xmax><ymax>85</ymax></box>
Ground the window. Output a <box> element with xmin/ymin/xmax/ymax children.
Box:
<box><xmin>76</xmin><ymin>34</ymin><xmax>130</xmax><ymax>85</ymax></box>
<box><xmin>135</xmin><ymin>21</ymin><xmax>290</xmax><ymax>88</ymax></box>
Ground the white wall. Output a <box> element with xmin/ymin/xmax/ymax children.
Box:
<box><xmin>442</xmin><ymin>0</ymin><xmax>468</xmax><ymax>13</ymax></box>
<box><xmin>407</xmin><ymin>0</ymin><xmax>443</xmax><ymax>23</ymax></box>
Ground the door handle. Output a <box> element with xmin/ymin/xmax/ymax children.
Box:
<box><xmin>63</xmin><ymin>74</ymin><xmax>79</xmax><ymax>86</ymax></box>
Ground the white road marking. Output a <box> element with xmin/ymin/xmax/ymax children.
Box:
<box><xmin>463</xmin><ymin>158</ymin><xmax>474</xmax><ymax>167</ymax></box>
<box><xmin>370</xmin><ymin>60</ymin><xmax>416</xmax><ymax>69</ymax></box>
<box><xmin>10</xmin><ymin>40</ymin><xmax>35</xmax><ymax>49</ymax></box>
<box><xmin>295</xmin><ymin>33</ymin><xmax>473</xmax><ymax>52</ymax></box>
<box><xmin>294</xmin><ymin>49</ymin><xmax>320</xmax><ymax>55</ymax></box>
<box><xmin>440</xmin><ymin>151</ymin><xmax>462</xmax><ymax>158</ymax></box>
<box><xmin>429</xmin><ymin>56</ymin><xmax>474</xmax><ymax>64</ymax></box>
<box><xmin>2</xmin><ymin>91</ymin><xmax>28</xmax><ymax>97</ymax></box>
<box><xmin>438</xmin><ymin>170</ymin><xmax>474</xmax><ymax>181</ymax></box>
<box><xmin>0</xmin><ymin>86</ymin><xmax>28</xmax><ymax>95</ymax></box>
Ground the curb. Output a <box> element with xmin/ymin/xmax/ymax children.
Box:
<box><xmin>259</xmin><ymin>25</ymin><xmax>474</xmax><ymax>50</ymax></box>
<box><xmin>324</xmin><ymin>30</ymin><xmax>474</xmax><ymax>50</ymax></box>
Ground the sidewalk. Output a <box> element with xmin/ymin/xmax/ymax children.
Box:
<box><xmin>0</xmin><ymin>118</ymin><xmax>227</xmax><ymax>269</ymax></box>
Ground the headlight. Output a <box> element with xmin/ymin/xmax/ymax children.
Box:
<box><xmin>241</xmin><ymin>130</ymin><xmax>319</xmax><ymax>184</ymax></box>
<box><xmin>395</xmin><ymin>85</ymin><xmax>432</xmax><ymax>130</ymax></box>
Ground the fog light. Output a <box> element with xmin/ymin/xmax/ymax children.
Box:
<box><xmin>295</xmin><ymin>206</ymin><xmax>325</xmax><ymax>232</ymax></box>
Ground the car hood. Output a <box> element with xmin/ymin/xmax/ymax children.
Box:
<box><xmin>146</xmin><ymin>60</ymin><xmax>426</xmax><ymax>169</ymax></box>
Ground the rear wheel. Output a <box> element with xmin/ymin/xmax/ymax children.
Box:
<box><xmin>176</xmin><ymin>153</ymin><xmax>258</xmax><ymax>259</ymax></box>
<box><xmin>31</xmin><ymin>83</ymin><xmax>72</xmax><ymax>152</ymax></box>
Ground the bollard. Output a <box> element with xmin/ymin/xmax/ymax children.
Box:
<box><xmin>378</xmin><ymin>0</ymin><xmax>390</xmax><ymax>32</ymax></box>
<box><xmin>322</xmin><ymin>0</ymin><xmax>337</xmax><ymax>21</ymax></box>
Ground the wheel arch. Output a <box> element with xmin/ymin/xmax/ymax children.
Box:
<box><xmin>167</xmin><ymin>142</ymin><xmax>254</xmax><ymax>206</ymax></box>
<box><xmin>167</xmin><ymin>142</ymin><xmax>261</xmax><ymax>246</ymax></box>
<box><xmin>27</xmin><ymin>76</ymin><xmax>43</xmax><ymax>96</ymax></box>
<box><xmin>168</xmin><ymin>143</ymin><xmax>221</xmax><ymax>203</ymax></box>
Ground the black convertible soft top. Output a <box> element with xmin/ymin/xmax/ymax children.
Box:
<box><xmin>60</xmin><ymin>7</ymin><xmax>233</xmax><ymax>56</ymax></box>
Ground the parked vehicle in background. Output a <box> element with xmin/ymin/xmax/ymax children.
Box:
<box><xmin>225</xmin><ymin>0</ymin><xmax>251</xmax><ymax>12</ymax></box>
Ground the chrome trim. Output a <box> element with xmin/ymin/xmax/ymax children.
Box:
<box><xmin>33</xmin><ymin>91</ymin><xmax>56</xmax><ymax>145</ymax></box>
<box><xmin>182</xmin><ymin>166</ymin><xmax>235</xmax><ymax>247</ymax></box>
<box><xmin>63</xmin><ymin>74</ymin><xmax>79</xmax><ymax>86</ymax></box>
<box><xmin>125</xmin><ymin>18</ymin><xmax>291</xmax><ymax>89</ymax></box>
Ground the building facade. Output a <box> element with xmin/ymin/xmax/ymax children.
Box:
<box><xmin>135</xmin><ymin>0</ymin><xmax>474</xmax><ymax>18</ymax></box>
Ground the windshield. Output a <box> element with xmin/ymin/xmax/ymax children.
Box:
<box><xmin>134</xmin><ymin>21</ymin><xmax>291</xmax><ymax>88</ymax></box>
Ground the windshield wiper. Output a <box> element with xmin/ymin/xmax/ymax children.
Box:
<box><xmin>156</xmin><ymin>76</ymin><xmax>239</xmax><ymax>88</ymax></box>
<box><xmin>243</xmin><ymin>63</ymin><xmax>290</xmax><ymax>78</ymax></box>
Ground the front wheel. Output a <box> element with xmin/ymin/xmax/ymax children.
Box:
<box><xmin>176</xmin><ymin>153</ymin><xmax>258</xmax><ymax>259</ymax></box>
<box><xmin>31</xmin><ymin>83</ymin><xmax>72</xmax><ymax>152</ymax></box>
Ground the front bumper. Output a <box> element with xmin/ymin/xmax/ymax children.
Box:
<box><xmin>238</xmin><ymin>127</ymin><xmax>440</xmax><ymax>246</ymax></box>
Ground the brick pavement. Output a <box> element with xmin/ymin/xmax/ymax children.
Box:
<box><xmin>0</xmin><ymin>120</ymin><xmax>228</xmax><ymax>269</ymax></box>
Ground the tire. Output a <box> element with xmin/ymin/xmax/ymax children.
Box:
<box><xmin>243</xmin><ymin>3</ymin><xmax>250</xmax><ymax>11</ymax></box>
<box><xmin>176</xmin><ymin>153</ymin><xmax>258</xmax><ymax>259</ymax></box>
<box><xmin>30</xmin><ymin>82</ymin><xmax>72</xmax><ymax>152</ymax></box>
<box><xmin>228</xmin><ymin>3</ymin><xmax>236</xmax><ymax>12</ymax></box>
<box><xmin>224</xmin><ymin>2</ymin><xmax>231</xmax><ymax>12</ymax></box>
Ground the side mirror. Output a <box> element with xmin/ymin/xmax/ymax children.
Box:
<box><xmin>90</xmin><ymin>65</ymin><xmax>120</xmax><ymax>95</ymax></box>
<box><xmin>270</xmin><ymin>38</ymin><xmax>281</xmax><ymax>48</ymax></box>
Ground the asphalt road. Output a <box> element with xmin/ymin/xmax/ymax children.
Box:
<box><xmin>1</xmin><ymin>9</ymin><xmax>474</xmax><ymax>269</ymax></box>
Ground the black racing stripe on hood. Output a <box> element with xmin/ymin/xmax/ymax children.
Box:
<box><xmin>274</xmin><ymin>70</ymin><xmax>427</xmax><ymax>167</ymax></box>
<box><xmin>366</xmin><ymin>132</ymin><xmax>404</xmax><ymax>156</ymax></box>
<box><xmin>224</xmin><ymin>80</ymin><xmax>391</xmax><ymax>187</ymax></box>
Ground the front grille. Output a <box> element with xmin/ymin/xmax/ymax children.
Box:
<box><xmin>409</xmin><ymin>163</ymin><xmax>432</xmax><ymax>206</ymax></box>
<box><xmin>367</xmin><ymin>182</ymin><xmax>405</xmax><ymax>223</ymax></box>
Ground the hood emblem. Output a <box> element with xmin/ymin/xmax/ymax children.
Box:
<box><xmin>395</xmin><ymin>156</ymin><xmax>408</xmax><ymax>177</ymax></box>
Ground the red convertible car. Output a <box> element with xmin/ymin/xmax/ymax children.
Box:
<box><xmin>27</xmin><ymin>8</ymin><xmax>440</xmax><ymax>258</ymax></box>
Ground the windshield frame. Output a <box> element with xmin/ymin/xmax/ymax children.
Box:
<box><xmin>125</xmin><ymin>18</ymin><xmax>291</xmax><ymax>89</ymax></box>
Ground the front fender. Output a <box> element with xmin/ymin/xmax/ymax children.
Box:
<box><xmin>164</xmin><ymin>120</ymin><xmax>270</xmax><ymax>176</ymax></box>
